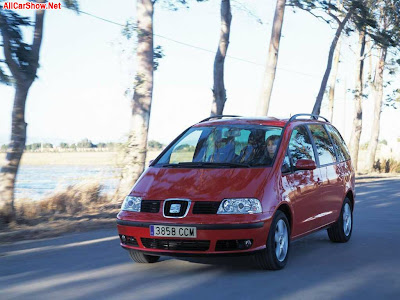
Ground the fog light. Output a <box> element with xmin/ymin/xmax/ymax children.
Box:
<box><xmin>120</xmin><ymin>235</ymin><xmax>126</xmax><ymax>243</ymax></box>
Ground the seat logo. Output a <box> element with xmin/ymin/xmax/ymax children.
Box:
<box><xmin>170</xmin><ymin>204</ymin><xmax>181</xmax><ymax>214</ymax></box>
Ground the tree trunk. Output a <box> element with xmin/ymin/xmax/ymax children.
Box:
<box><xmin>0</xmin><ymin>7</ymin><xmax>44</xmax><ymax>224</ymax></box>
<box><xmin>366</xmin><ymin>46</ymin><xmax>387</xmax><ymax>173</ymax></box>
<box><xmin>349</xmin><ymin>29</ymin><xmax>366</xmax><ymax>172</ymax></box>
<box><xmin>115</xmin><ymin>0</ymin><xmax>154</xmax><ymax>200</ymax></box>
<box><xmin>0</xmin><ymin>85</ymin><xmax>29</xmax><ymax>223</ymax></box>
<box><xmin>257</xmin><ymin>0</ymin><xmax>286</xmax><ymax>116</ymax></box>
<box><xmin>312</xmin><ymin>9</ymin><xmax>353</xmax><ymax>115</ymax></box>
<box><xmin>210</xmin><ymin>0</ymin><xmax>232</xmax><ymax>116</ymax></box>
<box><xmin>328</xmin><ymin>38</ymin><xmax>341</xmax><ymax>122</ymax></box>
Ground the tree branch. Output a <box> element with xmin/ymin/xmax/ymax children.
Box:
<box><xmin>327</xmin><ymin>11</ymin><xmax>341</xmax><ymax>25</ymax></box>
<box><xmin>286</xmin><ymin>3</ymin><xmax>334</xmax><ymax>28</ymax></box>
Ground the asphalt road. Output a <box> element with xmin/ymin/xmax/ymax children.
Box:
<box><xmin>1</xmin><ymin>177</ymin><xmax>400</xmax><ymax>300</ymax></box>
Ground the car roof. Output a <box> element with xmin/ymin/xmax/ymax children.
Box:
<box><xmin>193</xmin><ymin>116</ymin><xmax>329</xmax><ymax>128</ymax></box>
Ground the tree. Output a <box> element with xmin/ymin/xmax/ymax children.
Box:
<box><xmin>77</xmin><ymin>138</ymin><xmax>94</xmax><ymax>148</ymax></box>
<box><xmin>366</xmin><ymin>1</ymin><xmax>400</xmax><ymax>172</ymax></box>
<box><xmin>257</xmin><ymin>0</ymin><xmax>286</xmax><ymax>116</ymax></box>
<box><xmin>310</xmin><ymin>4</ymin><xmax>354</xmax><ymax>115</ymax></box>
<box><xmin>115</xmin><ymin>0</ymin><xmax>206</xmax><ymax>200</ymax></box>
<box><xmin>288</xmin><ymin>1</ymin><xmax>362</xmax><ymax>115</ymax></box>
<box><xmin>148</xmin><ymin>140</ymin><xmax>163</xmax><ymax>149</ymax></box>
<box><xmin>116</xmin><ymin>0</ymin><xmax>155</xmax><ymax>200</ymax></box>
<box><xmin>210</xmin><ymin>0</ymin><xmax>232</xmax><ymax>116</ymax></box>
<box><xmin>0</xmin><ymin>1</ymin><xmax>79</xmax><ymax>223</ymax></box>
<box><xmin>348</xmin><ymin>27</ymin><xmax>367</xmax><ymax>171</ymax></box>
<box><xmin>327</xmin><ymin>1</ymin><xmax>344</xmax><ymax>122</ymax></box>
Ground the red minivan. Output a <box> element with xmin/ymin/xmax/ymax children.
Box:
<box><xmin>117</xmin><ymin>114</ymin><xmax>355</xmax><ymax>270</ymax></box>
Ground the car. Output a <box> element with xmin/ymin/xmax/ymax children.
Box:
<box><xmin>116</xmin><ymin>114</ymin><xmax>355</xmax><ymax>270</ymax></box>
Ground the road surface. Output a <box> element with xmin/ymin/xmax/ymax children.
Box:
<box><xmin>1</xmin><ymin>177</ymin><xmax>400</xmax><ymax>299</ymax></box>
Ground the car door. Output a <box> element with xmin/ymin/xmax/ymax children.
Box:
<box><xmin>307</xmin><ymin>124</ymin><xmax>341</xmax><ymax>227</ymax></box>
<box><xmin>281</xmin><ymin>125</ymin><xmax>322</xmax><ymax>237</ymax></box>
<box><xmin>325</xmin><ymin>124</ymin><xmax>353</xmax><ymax>221</ymax></box>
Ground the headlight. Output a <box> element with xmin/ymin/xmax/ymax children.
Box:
<box><xmin>121</xmin><ymin>196</ymin><xmax>142</xmax><ymax>212</ymax></box>
<box><xmin>217</xmin><ymin>198</ymin><xmax>262</xmax><ymax>214</ymax></box>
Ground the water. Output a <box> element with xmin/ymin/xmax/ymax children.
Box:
<box><xmin>15</xmin><ymin>165</ymin><xmax>122</xmax><ymax>201</ymax></box>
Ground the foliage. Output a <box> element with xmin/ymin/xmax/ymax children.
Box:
<box><xmin>21</xmin><ymin>141</ymin><xmax>124</xmax><ymax>151</ymax></box>
<box><xmin>77</xmin><ymin>138</ymin><xmax>94</xmax><ymax>148</ymax></box>
<box><xmin>148</xmin><ymin>140</ymin><xmax>164</xmax><ymax>150</ymax></box>
<box><xmin>121</xmin><ymin>0</ymin><xmax>207</xmax><ymax>71</ymax></box>
<box><xmin>373</xmin><ymin>158</ymin><xmax>400</xmax><ymax>173</ymax></box>
<box><xmin>360</xmin><ymin>142</ymin><xmax>369</xmax><ymax>150</ymax></box>
<box><xmin>25</xmin><ymin>143</ymin><xmax>41</xmax><ymax>151</ymax></box>
<box><xmin>175</xmin><ymin>144</ymin><xmax>195</xmax><ymax>152</ymax></box>
<box><xmin>379</xmin><ymin>139</ymin><xmax>387</xmax><ymax>145</ymax></box>
<box><xmin>0</xmin><ymin>4</ymin><xmax>33</xmax><ymax>82</ymax></box>
<box><xmin>0</xmin><ymin>0</ymin><xmax>79</xmax><ymax>86</ymax></box>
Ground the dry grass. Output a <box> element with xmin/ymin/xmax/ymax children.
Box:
<box><xmin>0</xmin><ymin>181</ymin><xmax>122</xmax><ymax>243</ymax></box>
<box><xmin>15</xmin><ymin>182</ymin><xmax>111</xmax><ymax>222</ymax></box>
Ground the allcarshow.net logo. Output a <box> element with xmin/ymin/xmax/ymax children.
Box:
<box><xmin>2</xmin><ymin>1</ymin><xmax>62</xmax><ymax>10</ymax></box>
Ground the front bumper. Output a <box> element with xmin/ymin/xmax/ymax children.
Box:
<box><xmin>117</xmin><ymin>213</ymin><xmax>272</xmax><ymax>256</ymax></box>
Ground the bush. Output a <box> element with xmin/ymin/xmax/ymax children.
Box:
<box><xmin>379</xmin><ymin>139</ymin><xmax>388</xmax><ymax>145</ymax></box>
<box><xmin>148</xmin><ymin>140</ymin><xmax>164</xmax><ymax>150</ymax></box>
<box><xmin>374</xmin><ymin>159</ymin><xmax>400</xmax><ymax>173</ymax></box>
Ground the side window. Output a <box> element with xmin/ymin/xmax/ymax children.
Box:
<box><xmin>169</xmin><ymin>130</ymin><xmax>202</xmax><ymax>163</ymax></box>
<box><xmin>308</xmin><ymin>124</ymin><xmax>337</xmax><ymax>165</ymax></box>
<box><xmin>326</xmin><ymin>125</ymin><xmax>351</xmax><ymax>162</ymax></box>
<box><xmin>288</xmin><ymin>126</ymin><xmax>316</xmax><ymax>166</ymax></box>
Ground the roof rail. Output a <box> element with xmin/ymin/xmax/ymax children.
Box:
<box><xmin>288</xmin><ymin>114</ymin><xmax>329</xmax><ymax>123</ymax></box>
<box><xmin>199</xmin><ymin>115</ymin><xmax>242</xmax><ymax>123</ymax></box>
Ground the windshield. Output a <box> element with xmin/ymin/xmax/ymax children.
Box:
<box><xmin>154</xmin><ymin>125</ymin><xmax>283</xmax><ymax>168</ymax></box>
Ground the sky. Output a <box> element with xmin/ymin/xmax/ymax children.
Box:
<box><xmin>0</xmin><ymin>0</ymin><xmax>399</xmax><ymax>148</ymax></box>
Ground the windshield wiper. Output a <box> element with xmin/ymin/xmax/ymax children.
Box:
<box><xmin>159</xmin><ymin>162</ymin><xmax>250</xmax><ymax>168</ymax></box>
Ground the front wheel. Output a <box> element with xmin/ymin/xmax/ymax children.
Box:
<box><xmin>327</xmin><ymin>198</ymin><xmax>353</xmax><ymax>243</ymax></box>
<box><xmin>128</xmin><ymin>250</ymin><xmax>160</xmax><ymax>263</ymax></box>
<box><xmin>254</xmin><ymin>211</ymin><xmax>290</xmax><ymax>270</ymax></box>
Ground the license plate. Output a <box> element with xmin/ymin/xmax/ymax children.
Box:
<box><xmin>150</xmin><ymin>225</ymin><xmax>197</xmax><ymax>238</ymax></box>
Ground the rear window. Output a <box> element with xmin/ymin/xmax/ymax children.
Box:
<box><xmin>325</xmin><ymin>125</ymin><xmax>351</xmax><ymax>162</ymax></box>
<box><xmin>154</xmin><ymin>125</ymin><xmax>283</xmax><ymax>168</ymax></box>
<box><xmin>308</xmin><ymin>124</ymin><xmax>337</xmax><ymax>166</ymax></box>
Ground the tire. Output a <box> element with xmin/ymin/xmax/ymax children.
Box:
<box><xmin>128</xmin><ymin>250</ymin><xmax>160</xmax><ymax>263</ymax></box>
<box><xmin>327</xmin><ymin>197</ymin><xmax>353</xmax><ymax>243</ymax></box>
<box><xmin>254</xmin><ymin>211</ymin><xmax>290</xmax><ymax>270</ymax></box>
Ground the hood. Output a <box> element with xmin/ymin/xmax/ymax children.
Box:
<box><xmin>131</xmin><ymin>167</ymin><xmax>272</xmax><ymax>201</ymax></box>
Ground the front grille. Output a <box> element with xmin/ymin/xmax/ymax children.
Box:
<box><xmin>141</xmin><ymin>200</ymin><xmax>161</xmax><ymax>213</ymax></box>
<box><xmin>193</xmin><ymin>201</ymin><xmax>220</xmax><ymax>214</ymax></box>
<box><xmin>215</xmin><ymin>239</ymin><xmax>253</xmax><ymax>251</ymax></box>
<box><xmin>141</xmin><ymin>238</ymin><xmax>210</xmax><ymax>251</ymax></box>
<box><xmin>119</xmin><ymin>235</ymin><xmax>139</xmax><ymax>247</ymax></box>
<box><xmin>163</xmin><ymin>199</ymin><xmax>190</xmax><ymax>217</ymax></box>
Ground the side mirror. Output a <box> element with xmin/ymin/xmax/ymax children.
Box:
<box><xmin>295</xmin><ymin>159</ymin><xmax>317</xmax><ymax>171</ymax></box>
